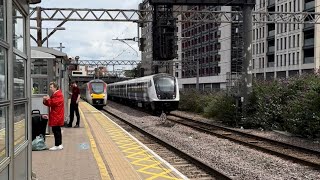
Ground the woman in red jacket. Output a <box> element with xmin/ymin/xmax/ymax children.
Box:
<box><xmin>43</xmin><ymin>82</ymin><xmax>64</xmax><ymax>151</ymax></box>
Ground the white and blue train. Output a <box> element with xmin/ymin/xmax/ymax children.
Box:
<box><xmin>107</xmin><ymin>73</ymin><xmax>179</xmax><ymax>113</ymax></box>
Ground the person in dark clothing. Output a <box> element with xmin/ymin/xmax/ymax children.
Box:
<box><xmin>68</xmin><ymin>81</ymin><xmax>80</xmax><ymax>128</ymax></box>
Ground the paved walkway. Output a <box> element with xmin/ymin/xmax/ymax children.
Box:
<box><xmin>32</xmin><ymin>101</ymin><xmax>186</xmax><ymax>180</ymax></box>
<box><xmin>32</xmin><ymin>125</ymin><xmax>101</xmax><ymax>180</ymax></box>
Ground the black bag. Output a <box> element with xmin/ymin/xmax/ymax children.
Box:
<box><xmin>32</xmin><ymin>110</ymin><xmax>48</xmax><ymax>141</ymax></box>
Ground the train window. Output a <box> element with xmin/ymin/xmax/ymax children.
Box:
<box><xmin>91</xmin><ymin>83</ymin><xmax>104</xmax><ymax>93</ymax></box>
<box><xmin>13</xmin><ymin>55</ymin><xmax>25</xmax><ymax>99</ymax></box>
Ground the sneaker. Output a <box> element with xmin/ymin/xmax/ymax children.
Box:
<box><xmin>58</xmin><ymin>145</ymin><xmax>63</xmax><ymax>149</ymax></box>
<box><xmin>73</xmin><ymin>125</ymin><xmax>79</xmax><ymax>128</ymax></box>
<box><xmin>49</xmin><ymin>145</ymin><xmax>63</xmax><ymax>151</ymax></box>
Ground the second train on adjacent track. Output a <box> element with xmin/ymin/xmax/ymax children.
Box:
<box><xmin>107</xmin><ymin>73</ymin><xmax>179</xmax><ymax>113</ymax></box>
<box><xmin>80</xmin><ymin>79</ymin><xmax>107</xmax><ymax>109</ymax></box>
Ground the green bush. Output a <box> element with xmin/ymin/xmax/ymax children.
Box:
<box><xmin>179</xmin><ymin>91</ymin><xmax>227</xmax><ymax>114</ymax></box>
<box><xmin>179</xmin><ymin>90</ymin><xmax>204</xmax><ymax>113</ymax></box>
<box><xmin>203</xmin><ymin>93</ymin><xmax>238</xmax><ymax>126</ymax></box>
<box><xmin>243</xmin><ymin>80</ymin><xmax>287</xmax><ymax>130</ymax></box>
<box><xmin>282</xmin><ymin>75</ymin><xmax>320</xmax><ymax>138</ymax></box>
<box><xmin>179</xmin><ymin>74</ymin><xmax>320</xmax><ymax>138</ymax></box>
<box><xmin>245</xmin><ymin>74</ymin><xmax>320</xmax><ymax>138</ymax></box>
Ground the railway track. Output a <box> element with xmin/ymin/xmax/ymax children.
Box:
<box><xmin>167</xmin><ymin>113</ymin><xmax>320</xmax><ymax>169</ymax></box>
<box><xmin>102</xmin><ymin>108</ymin><xmax>233</xmax><ymax>180</ymax></box>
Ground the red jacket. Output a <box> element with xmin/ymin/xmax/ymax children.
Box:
<box><xmin>43</xmin><ymin>90</ymin><xmax>65</xmax><ymax>127</ymax></box>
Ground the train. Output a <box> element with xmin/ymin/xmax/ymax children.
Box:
<box><xmin>107</xmin><ymin>73</ymin><xmax>179</xmax><ymax>113</ymax></box>
<box><xmin>80</xmin><ymin>79</ymin><xmax>107</xmax><ymax>109</ymax></box>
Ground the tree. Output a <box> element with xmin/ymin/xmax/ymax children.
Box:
<box><xmin>124</xmin><ymin>63</ymin><xmax>142</xmax><ymax>78</ymax></box>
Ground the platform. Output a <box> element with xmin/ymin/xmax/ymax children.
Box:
<box><xmin>32</xmin><ymin>102</ymin><xmax>187</xmax><ymax>180</ymax></box>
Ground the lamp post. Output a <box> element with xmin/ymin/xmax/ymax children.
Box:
<box><xmin>30</xmin><ymin>26</ymin><xmax>66</xmax><ymax>47</ymax></box>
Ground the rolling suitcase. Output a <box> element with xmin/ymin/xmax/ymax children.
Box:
<box><xmin>32</xmin><ymin>110</ymin><xmax>48</xmax><ymax>141</ymax></box>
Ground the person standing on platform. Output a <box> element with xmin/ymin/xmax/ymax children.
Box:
<box><xmin>43</xmin><ymin>82</ymin><xmax>64</xmax><ymax>151</ymax></box>
<box><xmin>68</xmin><ymin>81</ymin><xmax>80</xmax><ymax>128</ymax></box>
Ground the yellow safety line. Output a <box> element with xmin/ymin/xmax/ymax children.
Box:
<box><xmin>88</xmin><ymin>108</ymin><xmax>182</xmax><ymax>180</ymax></box>
<box><xmin>81</xmin><ymin>102</ymin><xmax>184</xmax><ymax>180</ymax></box>
<box><xmin>79</xmin><ymin>105</ymin><xmax>111</xmax><ymax>180</ymax></box>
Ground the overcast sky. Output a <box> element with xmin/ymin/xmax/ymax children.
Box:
<box><xmin>30</xmin><ymin>0</ymin><xmax>143</xmax><ymax>71</ymax></box>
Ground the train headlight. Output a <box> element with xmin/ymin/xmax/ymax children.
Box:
<box><xmin>91</xmin><ymin>94</ymin><xmax>93</xmax><ymax>97</ymax></box>
<box><xmin>157</xmin><ymin>94</ymin><xmax>161</xmax><ymax>99</ymax></box>
<box><xmin>173</xmin><ymin>94</ymin><xmax>176</xmax><ymax>99</ymax></box>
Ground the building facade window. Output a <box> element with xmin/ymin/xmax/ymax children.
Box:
<box><xmin>289</xmin><ymin>36</ymin><xmax>291</xmax><ymax>48</ymax></box>
<box><xmin>253</xmin><ymin>29</ymin><xmax>255</xmax><ymax>40</ymax></box>
<box><xmin>284</xmin><ymin>54</ymin><xmax>286</xmax><ymax>66</ymax></box>
<box><xmin>252</xmin><ymin>59</ymin><xmax>255</xmax><ymax>69</ymax></box>
<box><xmin>284</xmin><ymin>37</ymin><xmax>287</xmax><ymax>49</ymax></box>
<box><xmin>289</xmin><ymin>53</ymin><xmax>291</xmax><ymax>65</ymax></box>
<box><xmin>175</xmin><ymin>63</ymin><xmax>179</xmax><ymax>69</ymax></box>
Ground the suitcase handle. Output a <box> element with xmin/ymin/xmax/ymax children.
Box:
<box><xmin>32</xmin><ymin>110</ymin><xmax>41</xmax><ymax>114</ymax></box>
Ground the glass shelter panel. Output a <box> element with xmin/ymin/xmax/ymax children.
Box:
<box><xmin>0</xmin><ymin>47</ymin><xmax>5</xmax><ymax>101</ymax></box>
<box><xmin>12</xmin><ymin>5</ymin><xmax>25</xmax><ymax>52</ymax></box>
<box><xmin>13</xmin><ymin>103</ymin><xmax>26</xmax><ymax>150</ymax></box>
<box><xmin>0</xmin><ymin>166</ymin><xmax>8</xmax><ymax>180</ymax></box>
<box><xmin>13</xmin><ymin>55</ymin><xmax>25</xmax><ymax>99</ymax></box>
<box><xmin>0</xmin><ymin>106</ymin><xmax>7</xmax><ymax>161</ymax></box>
<box><xmin>14</xmin><ymin>148</ymin><xmax>27</xmax><ymax>180</ymax></box>
<box><xmin>0</xmin><ymin>0</ymin><xmax>4</xmax><ymax>40</ymax></box>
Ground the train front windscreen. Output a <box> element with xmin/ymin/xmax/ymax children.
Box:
<box><xmin>154</xmin><ymin>77</ymin><xmax>174</xmax><ymax>92</ymax></box>
<box><xmin>153</xmin><ymin>76</ymin><xmax>176</xmax><ymax>99</ymax></box>
<box><xmin>91</xmin><ymin>83</ymin><xmax>104</xmax><ymax>94</ymax></box>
